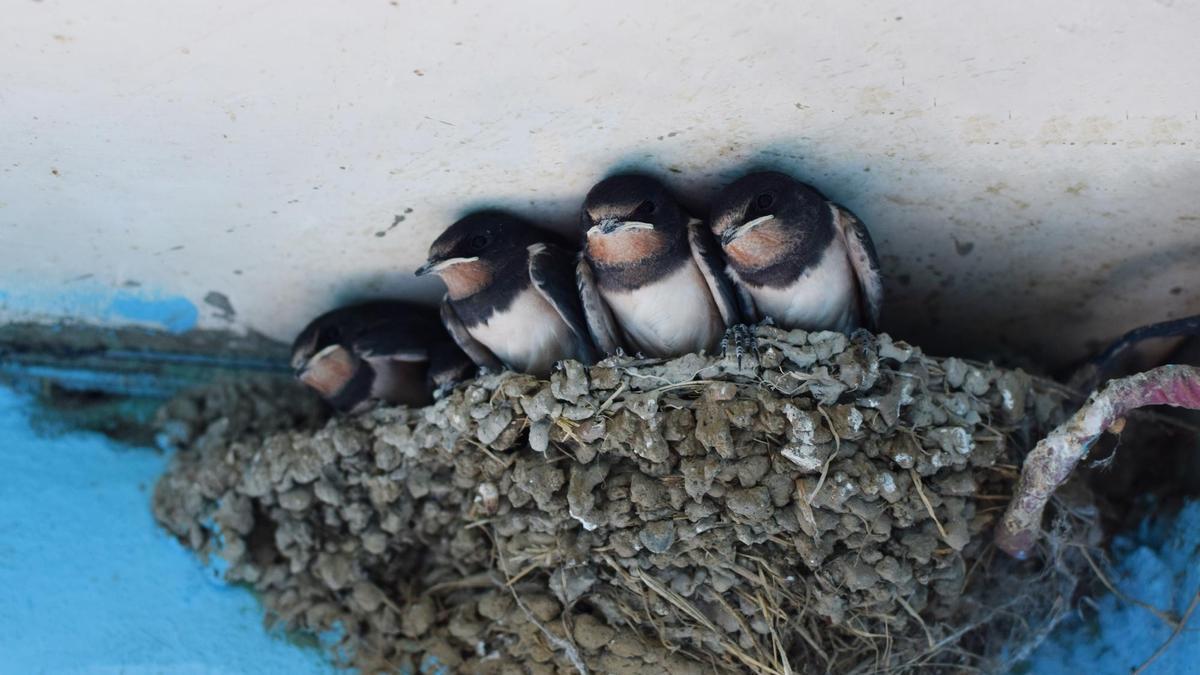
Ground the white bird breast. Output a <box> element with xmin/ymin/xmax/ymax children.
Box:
<box><xmin>602</xmin><ymin>260</ymin><xmax>725</xmax><ymax>356</ymax></box>
<box><xmin>735</xmin><ymin>237</ymin><xmax>859</xmax><ymax>333</ymax></box>
<box><xmin>468</xmin><ymin>287</ymin><xmax>577</xmax><ymax>375</ymax></box>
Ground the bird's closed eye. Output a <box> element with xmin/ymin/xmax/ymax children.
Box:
<box><xmin>632</xmin><ymin>200</ymin><xmax>656</xmax><ymax>218</ymax></box>
<box><xmin>755</xmin><ymin>193</ymin><xmax>774</xmax><ymax>209</ymax></box>
<box><xmin>468</xmin><ymin>234</ymin><xmax>491</xmax><ymax>250</ymax></box>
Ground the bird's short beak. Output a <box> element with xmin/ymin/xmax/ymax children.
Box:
<box><xmin>415</xmin><ymin>256</ymin><xmax>479</xmax><ymax>277</ymax></box>
<box><xmin>721</xmin><ymin>214</ymin><xmax>775</xmax><ymax>246</ymax></box>
<box><xmin>587</xmin><ymin>218</ymin><xmax>654</xmax><ymax>238</ymax></box>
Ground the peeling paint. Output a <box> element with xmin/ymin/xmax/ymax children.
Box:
<box><xmin>109</xmin><ymin>293</ymin><xmax>198</xmax><ymax>333</ymax></box>
<box><xmin>0</xmin><ymin>285</ymin><xmax>199</xmax><ymax>334</ymax></box>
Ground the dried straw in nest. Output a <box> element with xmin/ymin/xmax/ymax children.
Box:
<box><xmin>153</xmin><ymin>327</ymin><xmax>1101</xmax><ymax>673</ymax></box>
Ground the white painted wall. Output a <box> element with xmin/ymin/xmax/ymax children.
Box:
<box><xmin>2</xmin><ymin>0</ymin><xmax>1197</xmax><ymax>365</ymax></box>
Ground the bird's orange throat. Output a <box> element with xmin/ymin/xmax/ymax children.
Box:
<box><xmin>587</xmin><ymin>230</ymin><xmax>668</xmax><ymax>266</ymax></box>
<box><xmin>299</xmin><ymin>345</ymin><xmax>361</xmax><ymax>398</ymax></box>
<box><xmin>725</xmin><ymin>225</ymin><xmax>792</xmax><ymax>271</ymax></box>
<box><xmin>441</xmin><ymin>261</ymin><xmax>494</xmax><ymax>300</ymax></box>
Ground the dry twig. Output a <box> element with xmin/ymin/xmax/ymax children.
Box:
<box><xmin>997</xmin><ymin>365</ymin><xmax>1200</xmax><ymax>558</ymax></box>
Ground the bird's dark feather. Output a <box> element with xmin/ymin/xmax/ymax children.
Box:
<box><xmin>529</xmin><ymin>243</ymin><xmax>599</xmax><ymax>364</ymax></box>
<box><xmin>350</xmin><ymin>323</ymin><xmax>431</xmax><ymax>362</ymax></box>
<box><xmin>734</xmin><ymin>283</ymin><xmax>760</xmax><ymax>323</ymax></box>
<box><xmin>427</xmin><ymin>341</ymin><xmax>477</xmax><ymax>390</ymax></box>
<box><xmin>687</xmin><ymin>219</ymin><xmax>742</xmax><ymax>326</ymax></box>
<box><xmin>440</xmin><ymin>297</ymin><xmax>504</xmax><ymax>370</ymax></box>
<box><xmin>832</xmin><ymin>204</ymin><xmax>884</xmax><ymax>331</ymax></box>
<box><xmin>576</xmin><ymin>255</ymin><xmax>625</xmax><ymax>355</ymax></box>
<box><xmin>293</xmin><ymin>301</ymin><xmax>441</xmax><ymax>361</ymax></box>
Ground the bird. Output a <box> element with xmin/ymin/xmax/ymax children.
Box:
<box><xmin>291</xmin><ymin>301</ymin><xmax>475</xmax><ymax>413</ymax></box>
<box><xmin>709</xmin><ymin>171</ymin><xmax>883</xmax><ymax>334</ymax></box>
<box><xmin>415</xmin><ymin>211</ymin><xmax>597</xmax><ymax>377</ymax></box>
<box><xmin>576</xmin><ymin>174</ymin><xmax>741</xmax><ymax>358</ymax></box>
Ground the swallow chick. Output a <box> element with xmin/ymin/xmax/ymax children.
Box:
<box><xmin>576</xmin><ymin>174</ymin><xmax>741</xmax><ymax>358</ymax></box>
<box><xmin>416</xmin><ymin>211</ymin><xmax>597</xmax><ymax>377</ymax></box>
<box><xmin>710</xmin><ymin>171</ymin><xmax>883</xmax><ymax>334</ymax></box>
<box><xmin>291</xmin><ymin>301</ymin><xmax>475</xmax><ymax>413</ymax></box>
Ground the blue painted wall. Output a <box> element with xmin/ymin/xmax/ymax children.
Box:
<box><xmin>0</xmin><ymin>387</ymin><xmax>335</xmax><ymax>674</ymax></box>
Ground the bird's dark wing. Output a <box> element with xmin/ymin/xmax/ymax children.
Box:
<box><xmin>686</xmin><ymin>218</ymin><xmax>742</xmax><ymax>326</ymax></box>
<box><xmin>440</xmin><ymin>296</ymin><xmax>504</xmax><ymax>370</ymax></box>
<box><xmin>426</xmin><ymin>340</ymin><xmax>477</xmax><ymax>391</ymax></box>
<box><xmin>296</xmin><ymin>301</ymin><xmax>440</xmax><ymax>363</ymax></box>
<box><xmin>349</xmin><ymin>321</ymin><xmax>431</xmax><ymax>362</ymax></box>
<box><xmin>832</xmin><ymin>204</ymin><xmax>884</xmax><ymax>331</ymax></box>
<box><xmin>528</xmin><ymin>243</ymin><xmax>599</xmax><ymax>364</ymax></box>
<box><xmin>575</xmin><ymin>255</ymin><xmax>625</xmax><ymax>356</ymax></box>
<box><xmin>734</xmin><ymin>284</ymin><xmax>760</xmax><ymax>324</ymax></box>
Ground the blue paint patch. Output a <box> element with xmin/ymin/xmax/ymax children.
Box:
<box><xmin>1025</xmin><ymin>500</ymin><xmax>1200</xmax><ymax>673</ymax></box>
<box><xmin>108</xmin><ymin>291</ymin><xmax>199</xmax><ymax>333</ymax></box>
<box><xmin>420</xmin><ymin>653</ymin><xmax>450</xmax><ymax>675</ymax></box>
<box><xmin>203</xmin><ymin>514</ymin><xmax>233</xmax><ymax>579</ymax></box>
<box><xmin>0</xmin><ymin>386</ymin><xmax>336</xmax><ymax>673</ymax></box>
<box><xmin>0</xmin><ymin>283</ymin><xmax>199</xmax><ymax>334</ymax></box>
<box><xmin>320</xmin><ymin>621</ymin><xmax>352</xmax><ymax>664</ymax></box>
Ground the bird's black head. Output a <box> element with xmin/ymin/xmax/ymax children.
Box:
<box><xmin>291</xmin><ymin>313</ymin><xmax>369</xmax><ymax>409</ymax></box>
<box><xmin>581</xmin><ymin>174</ymin><xmax>688</xmax><ymax>269</ymax></box>
<box><xmin>417</xmin><ymin>211</ymin><xmax>537</xmax><ymax>299</ymax></box>
<box><xmin>291</xmin><ymin>321</ymin><xmax>329</xmax><ymax>371</ymax></box>
<box><xmin>291</xmin><ymin>307</ymin><xmax>351</xmax><ymax>372</ymax></box>
<box><xmin>290</xmin><ymin>301</ymin><xmax>432</xmax><ymax>371</ymax></box>
<box><xmin>709</xmin><ymin>171</ymin><xmax>832</xmax><ymax>275</ymax></box>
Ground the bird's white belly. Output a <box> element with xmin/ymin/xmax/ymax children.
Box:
<box><xmin>603</xmin><ymin>261</ymin><xmax>724</xmax><ymax>357</ymax></box>
<box><xmin>745</xmin><ymin>243</ymin><xmax>859</xmax><ymax>333</ymax></box>
<box><xmin>470</xmin><ymin>288</ymin><xmax>576</xmax><ymax>376</ymax></box>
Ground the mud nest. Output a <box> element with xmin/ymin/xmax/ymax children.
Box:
<box><xmin>154</xmin><ymin>327</ymin><xmax>1102</xmax><ymax>674</ymax></box>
